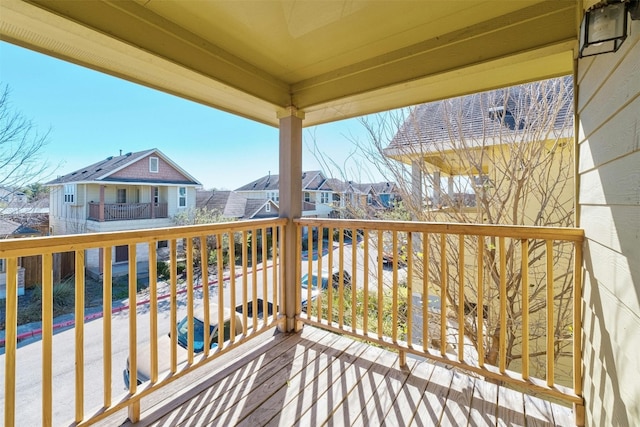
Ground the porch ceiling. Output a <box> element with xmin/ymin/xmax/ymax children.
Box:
<box><xmin>0</xmin><ymin>0</ymin><xmax>578</xmax><ymax>127</ymax></box>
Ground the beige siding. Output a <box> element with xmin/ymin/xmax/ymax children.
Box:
<box><xmin>577</xmin><ymin>18</ymin><xmax>640</xmax><ymax>427</ymax></box>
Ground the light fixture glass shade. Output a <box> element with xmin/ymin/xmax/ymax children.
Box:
<box><xmin>579</xmin><ymin>2</ymin><xmax>628</xmax><ymax>58</ymax></box>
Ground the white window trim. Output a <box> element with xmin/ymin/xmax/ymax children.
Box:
<box><xmin>178</xmin><ymin>186</ymin><xmax>187</xmax><ymax>208</ymax></box>
<box><xmin>63</xmin><ymin>184</ymin><xmax>76</xmax><ymax>204</ymax></box>
<box><xmin>265</xmin><ymin>203</ymin><xmax>271</xmax><ymax>213</ymax></box>
<box><xmin>149</xmin><ymin>156</ymin><xmax>159</xmax><ymax>173</ymax></box>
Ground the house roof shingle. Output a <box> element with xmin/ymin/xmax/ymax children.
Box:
<box><xmin>46</xmin><ymin>148</ymin><xmax>200</xmax><ymax>186</ymax></box>
<box><xmin>387</xmin><ymin>76</ymin><xmax>574</xmax><ymax>151</ymax></box>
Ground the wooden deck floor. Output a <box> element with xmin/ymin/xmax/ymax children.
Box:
<box><xmin>123</xmin><ymin>326</ymin><xmax>574</xmax><ymax>427</ymax></box>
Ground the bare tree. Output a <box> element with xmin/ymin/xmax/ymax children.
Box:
<box><xmin>0</xmin><ymin>85</ymin><xmax>51</xmax><ymax>194</ymax></box>
<box><xmin>349</xmin><ymin>77</ymin><xmax>575</xmax><ymax>383</ymax></box>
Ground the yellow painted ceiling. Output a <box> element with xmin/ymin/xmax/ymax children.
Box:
<box><xmin>0</xmin><ymin>0</ymin><xmax>579</xmax><ymax>127</ymax></box>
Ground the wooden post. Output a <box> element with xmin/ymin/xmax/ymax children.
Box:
<box><xmin>99</xmin><ymin>185</ymin><xmax>105</xmax><ymax>222</ymax></box>
<box><xmin>278</xmin><ymin>107</ymin><xmax>303</xmax><ymax>333</ymax></box>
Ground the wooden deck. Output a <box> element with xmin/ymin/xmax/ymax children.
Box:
<box><xmin>122</xmin><ymin>326</ymin><xmax>574</xmax><ymax>427</ymax></box>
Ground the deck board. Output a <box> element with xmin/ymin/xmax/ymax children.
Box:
<box><xmin>126</xmin><ymin>327</ymin><xmax>575</xmax><ymax>427</ymax></box>
<box><xmin>468</xmin><ymin>376</ymin><xmax>499</xmax><ymax>426</ymax></box>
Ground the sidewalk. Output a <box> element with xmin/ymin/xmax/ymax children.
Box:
<box><xmin>0</xmin><ymin>262</ymin><xmax>271</xmax><ymax>349</ymax></box>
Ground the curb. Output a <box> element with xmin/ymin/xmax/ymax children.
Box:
<box><xmin>1</xmin><ymin>264</ymin><xmax>269</xmax><ymax>347</ymax></box>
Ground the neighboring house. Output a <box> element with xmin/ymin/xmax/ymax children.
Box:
<box><xmin>46</xmin><ymin>148</ymin><xmax>201</xmax><ymax>277</ymax></box>
<box><xmin>384</xmin><ymin>77</ymin><xmax>573</xmax><ymax>224</ymax></box>
<box><xmin>196</xmin><ymin>190</ymin><xmax>278</xmax><ymax>220</ymax></box>
<box><xmin>0</xmin><ymin>186</ymin><xmax>28</xmax><ymax>206</ymax></box>
<box><xmin>235</xmin><ymin>171</ymin><xmax>401</xmax><ymax>218</ymax></box>
<box><xmin>235</xmin><ymin>170</ymin><xmax>333</xmax><ymax>217</ymax></box>
<box><xmin>0</xmin><ymin>219</ymin><xmax>39</xmax><ymax>298</ymax></box>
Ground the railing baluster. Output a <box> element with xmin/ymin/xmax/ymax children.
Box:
<box><xmin>327</xmin><ymin>227</ymin><xmax>334</xmax><ymax>325</ymax></box>
<box><xmin>546</xmin><ymin>239</ymin><xmax>554</xmax><ymax>387</ymax></box>
<box><xmin>104</xmin><ymin>249</ymin><xmax>114</xmax><ymax>403</ymax></box>
<box><xmin>306</xmin><ymin>226</ymin><xmax>313</xmax><ymax>317</ymax></box>
<box><xmin>377</xmin><ymin>230</ymin><xmax>383</xmax><ymax>340</ymax></box>
<box><xmin>272</xmin><ymin>227</ymin><xmax>278</xmax><ymax>324</ymax></box>
<box><xmin>317</xmin><ymin>228</ymin><xmax>324</xmax><ymax>320</ymax></box>
<box><xmin>148</xmin><ymin>243</ymin><xmax>158</xmax><ymax>383</ymax></box>
<box><xmin>351</xmin><ymin>228</ymin><xmax>357</xmax><ymax>332</ymax></box>
<box><xmin>169</xmin><ymin>239</ymin><xmax>178</xmax><ymax>374</ymax></box>
<box><xmin>186</xmin><ymin>238</ymin><xmax>195</xmax><ymax>362</ymax></box>
<box><xmin>226</xmin><ymin>233</ymin><xmax>235</xmax><ymax>342</ymax></box>
<box><xmin>440</xmin><ymin>234</ymin><xmax>447</xmax><ymax>357</ymax></box>
<box><xmin>76</xmin><ymin>249</ymin><xmax>86</xmax><ymax>423</ymax></box>
<box><xmin>4</xmin><ymin>258</ymin><xmax>17</xmax><ymax>427</ymax></box>
<box><xmin>407</xmin><ymin>232</ymin><xmax>413</xmax><ymax>346</ymax></box>
<box><xmin>522</xmin><ymin>239</ymin><xmax>530</xmax><ymax>380</ymax></box>
<box><xmin>392</xmin><ymin>231</ymin><xmax>399</xmax><ymax>344</ymax></box>
<box><xmin>252</xmin><ymin>229</ymin><xmax>258</xmax><ymax>331</ymax></box>
<box><xmin>499</xmin><ymin>237</ymin><xmax>507</xmax><ymax>374</ymax></box>
<box><xmin>458</xmin><ymin>235</ymin><xmax>465</xmax><ymax>362</ymax></box>
<box><xmin>42</xmin><ymin>253</ymin><xmax>53</xmax><ymax>426</ymax></box>
<box><xmin>338</xmin><ymin>227</ymin><xmax>344</xmax><ymax>329</ymax></box>
<box><xmin>363</xmin><ymin>231</ymin><xmax>369</xmax><ymax>336</ymax></box>
<box><xmin>423</xmin><ymin>232</ymin><xmax>429</xmax><ymax>352</ymax></box>
<box><xmin>200</xmin><ymin>236</ymin><xmax>210</xmax><ymax>355</ymax></box>
<box><xmin>242</xmin><ymin>231</ymin><xmax>248</xmax><ymax>336</ymax></box>
<box><xmin>217</xmin><ymin>233</ymin><xmax>225</xmax><ymax>348</ymax></box>
<box><xmin>262</xmin><ymin>227</ymin><xmax>268</xmax><ymax>327</ymax></box>
<box><xmin>477</xmin><ymin>236</ymin><xmax>484</xmax><ymax>367</ymax></box>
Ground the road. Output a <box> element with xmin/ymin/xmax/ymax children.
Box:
<box><xmin>0</xmin><ymin>240</ymin><xmax>402</xmax><ymax>425</ymax></box>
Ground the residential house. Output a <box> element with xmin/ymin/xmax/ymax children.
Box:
<box><xmin>385</xmin><ymin>76</ymin><xmax>574</xmax><ymax>225</ymax></box>
<box><xmin>236</xmin><ymin>172</ymin><xmax>401</xmax><ymax>218</ymax></box>
<box><xmin>46</xmin><ymin>148</ymin><xmax>200</xmax><ymax>277</ymax></box>
<box><xmin>2</xmin><ymin>3</ymin><xmax>639</xmax><ymax>427</ymax></box>
<box><xmin>0</xmin><ymin>219</ymin><xmax>40</xmax><ymax>298</ymax></box>
<box><xmin>0</xmin><ymin>187</ymin><xmax>28</xmax><ymax>206</ymax></box>
<box><xmin>235</xmin><ymin>170</ymin><xmax>334</xmax><ymax>217</ymax></box>
<box><xmin>196</xmin><ymin>190</ymin><xmax>279</xmax><ymax>220</ymax></box>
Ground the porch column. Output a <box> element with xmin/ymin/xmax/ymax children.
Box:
<box><xmin>278</xmin><ymin>106</ymin><xmax>304</xmax><ymax>332</ymax></box>
<box><xmin>411</xmin><ymin>160</ymin><xmax>423</xmax><ymax>214</ymax></box>
<box><xmin>99</xmin><ymin>185</ymin><xmax>105</xmax><ymax>222</ymax></box>
<box><xmin>150</xmin><ymin>187</ymin><xmax>156</xmax><ymax>219</ymax></box>
<box><xmin>432</xmin><ymin>171</ymin><xmax>441</xmax><ymax>208</ymax></box>
<box><xmin>447</xmin><ymin>175</ymin><xmax>454</xmax><ymax>204</ymax></box>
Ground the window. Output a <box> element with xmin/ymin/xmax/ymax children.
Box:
<box><xmin>63</xmin><ymin>184</ymin><xmax>76</xmax><ymax>204</ymax></box>
<box><xmin>117</xmin><ymin>188</ymin><xmax>127</xmax><ymax>204</ymax></box>
<box><xmin>0</xmin><ymin>259</ymin><xmax>5</xmax><ymax>273</ymax></box>
<box><xmin>265</xmin><ymin>203</ymin><xmax>271</xmax><ymax>213</ymax></box>
<box><xmin>149</xmin><ymin>157</ymin><xmax>159</xmax><ymax>173</ymax></box>
<box><xmin>267</xmin><ymin>191</ymin><xmax>279</xmax><ymax>202</ymax></box>
<box><xmin>153</xmin><ymin>187</ymin><xmax>159</xmax><ymax>204</ymax></box>
<box><xmin>304</xmin><ymin>192</ymin><xmax>311</xmax><ymax>203</ymax></box>
<box><xmin>320</xmin><ymin>192</ymin><xmax>330</xmax><ymax>204</ymax></box>
<box><xmin>367</xmin><ymin>194</ymin><xmax>373</xmax><ymax>205</ymax></box>
<box><xmin>178</xmin><ymin>187</ymin><xmax>187</xmax><ymax>208</ymax></box>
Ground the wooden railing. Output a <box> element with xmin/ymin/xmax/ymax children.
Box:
<box><xmin>0</xmin><ymin>218</ymin><xmax>285</xmax><ymax>426</ymax></box>
<box><xmin>87</xmin><ymin>203</ymin><xmax>169</xmax><ymax>221</ymax></box>
<box><xmin>295</xmin><ymin>218</ymin><xmax>584</xmax><ymax>409</ymax></box>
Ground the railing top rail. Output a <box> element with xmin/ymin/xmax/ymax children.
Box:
<box><xmin>295</xmin><ymin>218</ymin><xmax>584</xmax><ymax>242</ymax></box>
<box><xmin>0</xmin><ymin>218</ymin><xmax>287</xmax><ymax>257</ymax></box>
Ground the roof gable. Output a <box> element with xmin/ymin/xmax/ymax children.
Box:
<box><xmin>47</xmin><ymin>149</ymin><xmax>201</xmax><ymax>186</ymax></box>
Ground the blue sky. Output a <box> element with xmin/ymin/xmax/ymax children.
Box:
<box><xmin>0</xmin><ymin>41</ymin><xmax>383</xmax><ymax>190</ymax></box>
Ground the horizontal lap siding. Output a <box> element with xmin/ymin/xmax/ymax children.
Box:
<box><xmin>577</xmin><ymin>18</ymin><xmax>640</xmax><ymax>427</ymax></box>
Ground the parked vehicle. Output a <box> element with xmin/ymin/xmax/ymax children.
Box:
<box><xmin>124</xmin><ymin>299</ymin><xmax>272</xmax><ymax>388</ymax></box>
<box><xmin>300</xmin><ymin>268</ymin><xmax>351</xmax><ymax>311</ymax></box>
<box><xmin>300</xmin><ymin>268</ymin><xmax>351</xmax><ymax>290</ymax></box>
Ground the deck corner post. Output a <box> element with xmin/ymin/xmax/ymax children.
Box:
<box><xmin>278</xmin><ymin>106</ymin><xmax>304</xmax><ymax>333</ymax></box>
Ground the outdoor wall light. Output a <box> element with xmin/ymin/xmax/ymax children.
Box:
<box><xmin>579</xmin><ymin>0</ymin><xmax>640</xmax><ymax>58</ymax></box>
